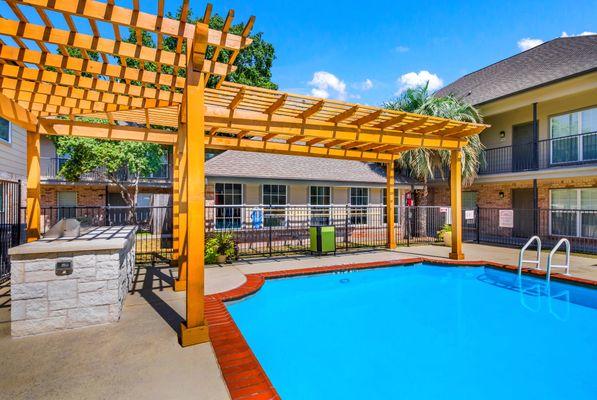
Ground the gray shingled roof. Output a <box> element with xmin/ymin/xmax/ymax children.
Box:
<box><xmin>435</xmin><ymin>35</ymin><xmax>597</xmax><ymax>105</ymax></box>
<box><xmin>205</xmin><ymin>151</ymin><xmax>417</xmax><ymax>185</ymax></box>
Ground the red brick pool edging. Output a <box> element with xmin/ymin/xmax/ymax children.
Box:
<box><xmin>204</xmin><ymin>257</ymin><xmax>597</xmax><ymax>400</ymax></box>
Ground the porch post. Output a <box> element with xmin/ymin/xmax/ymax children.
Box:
<box><xmin>180</xmin><ymin>61</ymin><xmax>208</xmax><ymax>345</ymax></box>
<box><xmin>449</xmin><ymin>149</ymin><xmax>464</xmax><ymax>260</ymax></box>
<box><xmin>386</xmin><ymin>161</ymin><xmax>396</xmax><ymax>249</ymax></box>
<box><xmin>173</xmin><ymin>128</ymin><xmax>188</xmax><ymax>292</ymax></box>
<box><xmin>26</xmin><ymin>130</ymin><xmax>41</xmax><ymax>242</ymax></box>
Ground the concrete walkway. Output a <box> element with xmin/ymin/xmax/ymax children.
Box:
<box><xmin>1</xmin><ymin>244</ymin><xmax>595</xmax><ymax>399</ymax></box>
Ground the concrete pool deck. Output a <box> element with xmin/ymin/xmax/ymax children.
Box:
<box><xmin>0</xmin><ymin>243</ymin><xmax>596</xmax><ymax>399</ymax></box>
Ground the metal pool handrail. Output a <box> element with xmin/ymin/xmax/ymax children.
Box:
<box><xmin>546</xmin><ymin>238</ymin><xmax>571</xmax><ymax>282</ymax></box>
<box><xmin>518</xmin><ymin>236</ymin><xmax>542</xmax><ymax>276</ymax></box>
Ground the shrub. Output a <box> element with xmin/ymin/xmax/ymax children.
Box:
<box><xmin>437</xmin><ymin>224</ymin><xmax>452</xmax><ymax>239</ymax></box>
<box><xmin>205</xmin><ymin>232</ymin><xmax>236</xmax><ymax>264</ymax></box>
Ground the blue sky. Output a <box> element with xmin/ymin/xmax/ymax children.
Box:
<box><xmin>1</xmin><ymin>0</ymin><xmax>595</xmax><ymax>106</ymax></box>
<box><xmin>207</xmin><ymin>0</ymin><xmax>595</xmax><ymax>105</ymax></box>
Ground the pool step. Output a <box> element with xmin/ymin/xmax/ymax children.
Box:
<box><xmin>518</xmin><ymin>236</ymin><xmax>542</xmax><ymax>275</ymax></box>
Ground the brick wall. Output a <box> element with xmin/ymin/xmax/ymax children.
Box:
<box><xmin>41</xmin><ymin>185</ymin><xmax>107</xmax><ymax>208</ymax></box>
<box><xmin>426</xmin><ymin>176</ymin><xmax>597</xmax><ymax>208</ymax></box>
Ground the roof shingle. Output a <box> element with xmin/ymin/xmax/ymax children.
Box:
<box><xmin>205</xmin><ymin>151</ymin><xmax>417</xmax><ymax>185</ymax></box>
<box><xmin>435</xmin><ymin>35</ymin><xmax>597</xmax><ymax>105</ymax></box>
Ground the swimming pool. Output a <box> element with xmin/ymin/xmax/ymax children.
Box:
<box><xmin>226</xmin><ymin>263</ymin><xmax>597</xmax><ymax>399</ymax></box>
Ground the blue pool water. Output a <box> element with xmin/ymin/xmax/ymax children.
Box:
<box><xmin>227</xmin><ymin>264</ymin><xmax>597</xmax><ymax>399</ymax></box>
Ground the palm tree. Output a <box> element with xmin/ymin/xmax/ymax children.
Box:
<box><xmin>383</xmin><ymin>83</ymin><xmax>484</xmax><ymax>186</ymax></box>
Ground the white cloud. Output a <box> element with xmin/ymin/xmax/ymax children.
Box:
<box><xmin>561</xmin><ymin>31</ymin><xmax>596</xmax><ymax>37</ymax></box>
<box><xmin>517</xmin><ymin>38</ymin><xmax>544</xmax><ymax>51</ymax></box>
<box><xmin>360</xmin><ymin>78</ymin><xmax>373</xmax><ymax>90</ymax></box>
<box><xmin>396</xmin><ymin>70</ymin><xmax>443</xmax><ymax>94</ymax></box>
<box><xmin>395</xmin><ymin>45</ymin><xmax>410</xmax><ymax>53</ymax></box>
<box><xmin>308</xmin><ymin>71</ymin><xmax>347</xmax><ymax>100</ymax></box>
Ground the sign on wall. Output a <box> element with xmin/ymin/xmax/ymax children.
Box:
<box><xmin>499</xmin><ymin>209</ymin><xmax>514</xmax><ymax>228</ymax></box>
<box><xmin>465</xmin><ymin>210</ymin><xmax>475</xmax><ymax>220</ymax></box>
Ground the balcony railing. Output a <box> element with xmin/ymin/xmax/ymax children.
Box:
<box><xmin>479</xmin><ymin>131</ymin><xmax>597</xmax><ymax>175</ymax></box>
<box><xmin>41</xmin><ymin>157</ymin><xmax>171</xmax><ymax>183</ymax></box>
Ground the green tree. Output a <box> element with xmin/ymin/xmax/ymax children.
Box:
<box><xmin>53</xmin><ymin>137</ymin><xmax>165</xmax><ymax>223</ymax></box>
<box><xmin>383</xmin><ymin>83</ymin><xmax>484</xmax><ymax>186</ymax></box>
<box><xmin>124</xmin><ymin>9</ymin><xmax>277</xmax><ymax>89</ymax></box>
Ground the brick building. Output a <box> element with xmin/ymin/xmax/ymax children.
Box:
<box><xmin>429</xmin><ymin>34</ymin><xmax>597</xmax><ymax>244</ymax></box>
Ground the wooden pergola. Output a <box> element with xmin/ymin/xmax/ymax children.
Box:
<box><xmin>0</xmin><ymin>1</ymin><xmax>488</xmax><ymax>346</ymax></box>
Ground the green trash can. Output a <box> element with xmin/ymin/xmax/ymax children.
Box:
<box><xmin>309</xmin><ymin>225</ymin><xmax>336</xmax><ymax>255</ymax></box>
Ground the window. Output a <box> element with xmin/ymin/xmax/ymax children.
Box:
<box><xmin>309</xmin><ymin>186</ymin><xmax>331</xmax><ymax>225</ymax></box>
<box><xmin>550</xmin><ymin>188</ymin><xmax>597</xmax><ymax>238</ymax></box>
<box><xmin>463</xmin><ymin>192</ymin><xmax>478</xmax><ymax>209</ymax></box>
<box><xmin>57</xmin><ymin>191</ymin><xmax>77</xmax><ymax>220</ymax></box>
<box><xmin>0</xmin><ymin>118</ymin><xmax>10</xmax><ymax>143</ymax></box>
<box><xmin>215</xmin><ymin>183</ymin><xmax>243</xmax><ymax>229</ymax></box>
<box><xmin>137</xmin><ymin>194</ymin><xmax>152</xmax><ymax>207</ymax></box>
<box><xmin>382</xmin><ymin>188</ymin><xmax>400</xmax><ymax>225</ymax></box>
<box><xmin>262</xmin><ymin>184</ymin><xmax>287</xmax><ymax>227</ymax></box>
<box><xmin>350</xmin><ymin>187</ymin><xmax>369</xmax><ymax>225</ymax></box>
<box><xmin>550</xmin><ymin>107</ymin><xmax>597</xmax><ymax>164</ymax></box>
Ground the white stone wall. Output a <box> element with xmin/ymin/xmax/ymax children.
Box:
<box><xmin>10</xmin><ymin>237</ymin><xmax>136</xmax><ymax>337</ymax></box>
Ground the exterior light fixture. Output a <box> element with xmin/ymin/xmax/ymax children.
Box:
<box><xmin>499</xmin><ymin>191</ymin><xmax>505</xmax><ymax>199</ymax></box>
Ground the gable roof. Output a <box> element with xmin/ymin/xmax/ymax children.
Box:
<box><xmin>435</xmin><ymin>35</ymin><xmax>597</xmax><ymax>105</ymax></box>
<box><xmin>205</xmin><ymin>151</ymin><xmax>418</xmax><ymax>186</ymax></box>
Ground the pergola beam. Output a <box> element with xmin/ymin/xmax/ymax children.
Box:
<box><xmin>17</xmin><ymin>0</ymin><xmax>252</xmax><ymax>50</ymax></box>
<box><xmin>205</xmin><ymin>106</ymin><xmax>469</xmax><ymax>150</ymax></box>
<box><xmin>0</xmin><ymin>64</ymin><xmax>182</xmax><ymax>102</ymax></box>
<box><xmin>205</xmin><ymin>136</ymin><xmax>397</xmax><ymax>163</ymax></box>
<box><xmin>37</xmin><ymin>120</ymin><xmax>177</xmax><ymax>144</ymax></box>
<box><xmin>0</xmin><ymin>19</ymin><xmax>236</xmax><ymax>79</ymax></box>
<box><xmin>0</xmin><ymin>91</ymin><xmax>38</xmax><ymax>131</ymax></box>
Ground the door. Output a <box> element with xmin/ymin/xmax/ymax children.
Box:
<box><xmin>512</xmin><ymin>123</ymin><xmax>535</xmax><ymax>171</ymax></box>
<box><xmin>512</xmin><ymin>188</ymin><xmax>534</xmax><ymax>238</ymax></box>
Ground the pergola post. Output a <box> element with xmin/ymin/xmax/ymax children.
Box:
<box><xmin>26</xmin><ymin>130</ymin><xmax>41</xmax><ymax>242</ymax></box>
<box><xmin>386</xmin><ymin>161</ymin><xmax>396</xmax><ymax>249</ymax></box>
<box><xmin>179</xmin><ymin>21</ymin><xmax>209</xmax><ymax>344</ymax></box>
<box><xmin>449</xmin><ymin>149</ymin><xmax>464</xmax><ymax>260</ymax></box>
<box><xmin>173</xmin><ymin>128</ymin><xmax>188</xmax><ymax>292</ymax></box>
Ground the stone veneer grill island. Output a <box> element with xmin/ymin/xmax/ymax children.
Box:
<box><xmin>8</xmin><ymin>226</ymin><xmax>136</xmax><ymax>337</ymax></box>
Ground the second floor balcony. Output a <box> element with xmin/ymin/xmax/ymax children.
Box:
<box><xmin>41</xmin><ymin>157</ymin><xmax>172</xmax><ymax>185</ymax></box>
<box><xmin>479</xmin><ymin>131</ymin><xmax>597</xmax><ymax>175</ymax></box>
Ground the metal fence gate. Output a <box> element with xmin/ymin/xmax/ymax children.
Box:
<box><xmin>0</xmin><ymin>180</ymin><xmax>22</xmax><ymax>282</ymax></box>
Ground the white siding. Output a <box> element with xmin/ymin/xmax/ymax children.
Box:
<box><xmin>0</xmin><ymin>121</ymin><xmax>26</xmax><ymax>182</ymax></box>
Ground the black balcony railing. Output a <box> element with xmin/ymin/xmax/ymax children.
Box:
<box><xmin>41</xmin><ymin>157</ymin><xmax>171</xmax><ymax>183</ymax></box>
<box><xmin>479</xmin><ymin>131</ymin><xmax>597</xmax><ymax>175</ymax></box>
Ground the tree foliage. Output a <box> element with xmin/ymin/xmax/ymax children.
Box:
<box><xmin>123</xmin><ymin>8</ymin><xmax>277</xmax><ymax>89</ymax></box>
<box><xmin>53</xmin><ymin>137</ymin><xmax>165</xmax><ymax>221</ymax></box>
<box><xmin>384</xmin><ymin>83</ymin><xmax>484</xmax><ymax>186</ymax></box>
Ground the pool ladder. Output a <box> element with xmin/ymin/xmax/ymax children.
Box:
<box><xmin>546</xmin><ymin>238</ymin><xmax>571</xmax><ymax>282</ymax></box>
<box><xmin>518</xmin><ymin>236</ymin><xmax>571</xmax><ymax>281</ymax></box>
<box><xmin>518</xmin><ymin>236</ymin><xmax>541</xmax><ymax>276</ymax></box>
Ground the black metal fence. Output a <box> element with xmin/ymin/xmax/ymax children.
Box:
<box><xmin>0</xmin><ymin>180</ymin><xmax>22</xmax><ymax>282</ymax></box>
<box><xmin>40</xmin><ymin>205</ymin><xmax>173</xmax><ymax>264</ymax></box>
<box><xmin>479</xmin><ymin>131</ymin><xmax>597</xmax><ymax>175</ymax></box>
<box><xmin>205</xmin><ymin>205</ymin><xmax>451</xmax><ymax>256</ymax></box>
<box><xmin>29</xmin><ymin>204</ymin><xmax>597</xmax><ymax>269</ymax></box>
<box><xmin>470</xmin><ymin>207</ymin><xmax>597</xmax><ymax>253</ymax></box>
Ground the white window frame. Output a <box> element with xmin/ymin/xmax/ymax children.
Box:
<box><xmin>308</xmin><ymin>185</ymin><xmax>331</xmax><ymax>225</ymax></box>
<box><xmin>549</xmin><ymin>106</ymin><xmax>597</xmax><ymax>165</ymax></box>
<box><xmin>0</xmin><ymin>118</ymin><xmax>11</xmax><ymax>144</ymax></box>
<box><xmin>382</xmin><ymin>188</ymin><xmax>402</xmax><ymax>226</ymax></box>
<box><xmin>549</xmin><ymin>188</ymin><xmax>597</xmax><ymax>239</ymax></box>
<box><xmin>261</xmin><ymin>184</ymin><xmax>288</xmax><ymax>228</ymax></box>
<box><xmin>349</xmin><ymin>187</ymin><xmax>369</xmax><ymax>226</ymax></box>
<box><xmin>214</xmin><ymin>183</ymin><xmax>244</xmax><ymax>230</ymax></box>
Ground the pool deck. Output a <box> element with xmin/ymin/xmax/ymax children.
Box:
<box><xmin>1</xmin><ymin>243</ymin><xmax>596</xmax><ymax>399</ymax></box>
